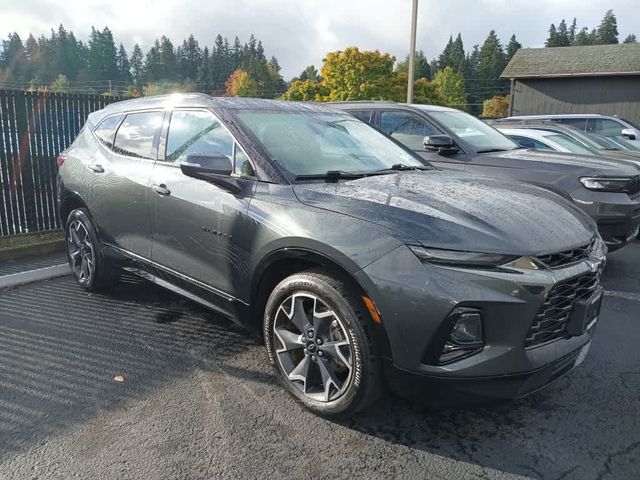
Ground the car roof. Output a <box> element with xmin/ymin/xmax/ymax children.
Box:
<box><xmin>88</xmin><ymin>94</ymin><xmax>347</xmax><ymax>125</ymax></box>
<box><xmin>331</xmin><ymin>101</ymin><xmax>460</xmax><ymax>113</ymax></box>
<box><xmin>505</xmin><ymin>114</ymin><xmax>607</xmax><ymax>119</ymax></box>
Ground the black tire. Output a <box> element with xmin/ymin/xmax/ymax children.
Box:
<box><xmin>263</xmin><ymin>269</ymin><xmax>382</xmax><ymax>417</ymax></box>
<box><xmin>65</xmin><ymin>208</ymin><xmax>119</xmax><ymax>291</ymax></box>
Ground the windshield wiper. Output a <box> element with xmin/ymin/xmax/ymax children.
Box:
<box><xmin>369</xmin><ymin>163</ymin><xmax>430</xmax><ymax>174</ymax></box>
<box><xmin>477</xmin><ymin>148</ymin><xmax>511</xmax><ymax>153</ymax></box>
<box><xmin>295</xmin><ymin>170</ymin><xmax>366</xmax><ymax>182</ymax></box>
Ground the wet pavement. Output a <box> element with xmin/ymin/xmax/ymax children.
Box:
<box><xmin>0</xmin><ymin>244</ymin><xmax>638</xmax><ymax>479</ymax></box>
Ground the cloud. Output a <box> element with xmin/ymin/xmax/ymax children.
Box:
<box><xmin>0</xmin><ymin>0</ymin><xmax>638</xmax><ymax>79</ymax></box>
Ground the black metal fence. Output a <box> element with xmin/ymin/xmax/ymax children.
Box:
<box><xmin>0</xmin><ymin>90</ymin><xmax>125</xmax><ymax>236</ymax></box>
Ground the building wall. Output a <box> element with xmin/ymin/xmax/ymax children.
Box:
<box><xmin>510</xmin><ymin>76</ymin><xmax>640</xmax><ymax>125</ymax></box>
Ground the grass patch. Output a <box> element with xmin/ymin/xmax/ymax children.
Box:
<box><xmin>0</xmin><ymin>230</ymin><xmax>64</xmax><ymax>250</ymax></box>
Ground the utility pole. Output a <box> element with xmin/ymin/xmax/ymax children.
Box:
<box><xmin>407</xmin><ymin>0</ymin><xmax>418</xmax><ymax>103</ymax></box>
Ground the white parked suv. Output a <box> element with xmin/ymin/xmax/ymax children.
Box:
<box><xmin>500</xmin><ymin>114</ymin><xmax>640</xmax><ymax>142</ymax></box>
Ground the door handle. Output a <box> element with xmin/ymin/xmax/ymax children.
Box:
<box><xmin>86</xmin><ymin>163</ymin><xmax>104</xmax><ymax>173</ymax></box>
<box><xmin>151</xmin><ymin>184</ymin><xmax>171</xmax><ymax>196</ymax></box>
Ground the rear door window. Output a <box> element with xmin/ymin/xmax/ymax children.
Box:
<box><xmin>379</xmin><ymin>111</ymin><xmax>440</xmax><ymax>150</ymax></box>
<box><xmin>113</xmin><ymin>111</ymin><xmax>164</xmax><ymax>160</ymax></box>
<box><xmin>94</xmin><ymin>114</ymin><xmax>124</xmax><ymax>149</ymax></box>
<box><xmin>555</xmin><ymin>118</ymin><xmax>587</xmax><ymax>130</ymax></box>
<box><xmin>587</xmin><ymin>118</ymin><xmax>625</xmax><ymax>137</ymax></box>
<box><xmin>349</xmin><ymin>110</ymin><xmax>373</xmax><ymax>124</ymax></box>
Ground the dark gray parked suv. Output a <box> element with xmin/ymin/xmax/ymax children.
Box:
<box><xmin>57</xmin><ymin>94</ymin><xmax>606</xmax><ymax>416</ymax></box>
<box><xmin>334</xmin><ymin>102</ymin><xmax>640</xmax><ymax>250</ymax></box>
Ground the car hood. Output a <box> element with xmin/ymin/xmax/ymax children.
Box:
<box><xmin>293</xmin><ymin>171</ymin><xmax>596</xmax><ymax>256</ymax></box>
<box><xmin>483</xmin><ymin>148</ymin><xmax>640</xmax><ymax>174</ymax></box>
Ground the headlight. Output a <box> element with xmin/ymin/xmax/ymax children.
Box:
<box><xmin>579</xmin><ymin>177</ymin><xmax>633</xmax><ymax>193</ymax></box>
<box><xmin>408</xmin><ymin>245</ymin><xmax>520</xmax><ymax>268</ymax></box>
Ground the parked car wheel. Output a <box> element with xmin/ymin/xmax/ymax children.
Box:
<box><xmin>65</xmin><ymin>208</ymin><xmax>119</xmax><ymax>291</ymax></box>
<box><xmin>263</xmin><ymin>270</ymin><xmax>382</xmax><ymax>417</ymax></box>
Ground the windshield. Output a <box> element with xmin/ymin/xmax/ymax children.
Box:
<box><xmin>234</xmin><ymin>111</ymin><xmax>425</xmax><ymax>178</ymax></box>
<box><xmin>429</xmin><ymin>111</ymin><xmax>518</xmax><ymax>152</ymax></box>
<box><xmin>545</xmin><ymin>134</ymin><xmax>596</xmax><ymax>156</ymax></box>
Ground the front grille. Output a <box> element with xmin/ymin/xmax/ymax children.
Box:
<box><xmin>525</xmin><ymin>271</ymin><xmax>600</xmax><ymax>348</ymax></box>
<box><xmin>629</xmin><ymin>176</ymin><xmax>640</xmax><ymax>199</ymax></box>
<box><xmin>535</xmin><ymin>241</ymin><xmax>594</xmax><ymax>269</ymax></box>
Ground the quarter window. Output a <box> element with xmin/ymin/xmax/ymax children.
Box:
<box><xmin>166</xmin><ymin>111</ymin><xmax>233</xmax><ymax>163</ymax></box>
<box><xmin>94</xmin><ymin>114</ymin><xmax>124</xmax><ymax>149</ymax></box>
<box><xmin>113</xmin><ymin>112</ymin><xmax>164</xmax><ymax>159</ymax></box>
<box><xmin>379</xmin><ymin>111</ymin><xmax>440</xmax><ymax>150</ymax></box>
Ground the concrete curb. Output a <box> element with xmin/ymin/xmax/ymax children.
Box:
<box><xmin>0</xmin><ymin>264</ymin><xmax>70</xmax><ymax>289</ymax></box>
<box><xmin>0</xmin><ymin>239</ymin><xmax>65</xmax><ymax>262</ymax></box>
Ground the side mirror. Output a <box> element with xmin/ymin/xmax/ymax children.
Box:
<box><xmin>621</xmin><ymin>128</ymin><xmax>637</xmax><ymax>141</ymax></box>
<box><xmin>180</xmin><ymin>152</ymin><xmax>241</xmax><ymax>193</ymax></box>
<box><xmin>424</xmin><ymin>134</ymin><xmax>459</xmax><ymax>154</ymax></box>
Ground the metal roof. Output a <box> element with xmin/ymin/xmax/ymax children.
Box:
<box><xmin>501</xmin><ymin>44</ymin><xmax>640</xmax><ymax>79</ymax></box>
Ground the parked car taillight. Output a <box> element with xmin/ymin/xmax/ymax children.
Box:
<box><xmin>56</xmin><ymin>155</ymin><xmax>65</xmax><ymax>168</ymax></box>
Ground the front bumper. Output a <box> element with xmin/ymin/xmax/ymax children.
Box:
<box><xmin>384</xmin><ymin>337</ymin><xmax>592</xmax><ymax>404</ymax></box>
<box><xmin>355</xmin><ymin>243</ymin><xmax>604</xmax><ymax>397</ymax></box>
<box><xmin>571</xmin><ymin>188</ymin><xmax>640</xmax><ymax>249</ymax></box>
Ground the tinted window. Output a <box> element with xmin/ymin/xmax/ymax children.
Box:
<box><xmin>587</xmin><ymin>118</ymin><xmax>624</xmax><ymax>137</ymax></box>
<box><xmin>113</xmin><ymin>112</ymin><xmax>163</xmax><ymax>159</ymax></box>
<box><xmin>349</xmin><ymin>110</ymin><xmax>373</xmax><ymax>123</ymax></box>
<box><xmin>555</xmin><ymin>118</ymin><xmax>587</xmax><ymax>130</ymax></box>
<box><xmin>379</xmin><ymin>111</ymin><xmax>439</xmax><ymax>150</ymax></box>
<box><xmin>166</xmin><ymin>111</ymin><xmax>233</xmax><ymax>163</ymax></box>
<box><xmin>509</xmin><ymin>135</ymin><xmax>552</xmax><ymax>150</ymax></box>
<box><xmin>94</xmin><ymin>114</ymin><xmax>124</xmax><ymax>149</ymax></box>
<box><xmin>429</xmin><ymin>111</ymin><xmax>517</xmax><ymax>152</ymax></box>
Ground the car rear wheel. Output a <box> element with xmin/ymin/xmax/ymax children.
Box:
<box><xmin>65</xmin><ymin>208</ymin><xmax>119</xmax><ymax>291</ymax></box>
<box><xmin>263</xmin><ymin>270</ymin><xmax>382</xmax><ymax>417</ymax></box>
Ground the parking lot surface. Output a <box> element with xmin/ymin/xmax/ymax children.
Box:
<box><xmin>0</xmin><ymin>245</ymin><xmax>639</xmax><ymax>480</ymax></box>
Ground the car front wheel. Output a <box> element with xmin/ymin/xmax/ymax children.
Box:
<box><xmin>263</xmin><ymin>270</ymin><xmax>382</xmax><ymax>417</ymax></box>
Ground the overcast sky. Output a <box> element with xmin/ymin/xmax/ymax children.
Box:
<box><xmin>1</xmin><ymin>0</ymin><xmax>638</xmax><ymax>79</ymax></box>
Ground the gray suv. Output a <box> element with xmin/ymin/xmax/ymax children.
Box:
<box><xmin>57</xmin><ymin>94</ymin><xmax>606</xmax><ymax>416</ymax></box>
<box><xmin>334</xmin><ymin>102</ymin><xmax>640</xmax><ymax>250</ymax></box>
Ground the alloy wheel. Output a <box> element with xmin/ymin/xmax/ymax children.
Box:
<box><xmin>272</xmin><ymin>293</ymin><xmax>354</xmax><ymax>402</ymax></box>
<box><xmin>67</xmin><ymin>219</ymin><xmax>95</xmax><ymax>283</ymax></box>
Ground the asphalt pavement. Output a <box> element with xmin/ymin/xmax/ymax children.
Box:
<box><xmin>0</xmin><ymin>244</ymin><xmax>638</xmax><ymax>479</ymax></box>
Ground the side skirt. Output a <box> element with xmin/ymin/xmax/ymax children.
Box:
<box><xmin>103</xmin><ymin>243</ymin><xmax>251</xmax><ymax>329</ymax></box>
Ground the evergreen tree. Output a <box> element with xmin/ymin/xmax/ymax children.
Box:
<box><xmin>159</xmin><ymin>36</ymin><xmax>178</xmax><ymax>81</ymax></box>
<box><xmin>574</xmin><ymin>27</ymin><xmax>595</xmax><ymax>46</ymax></box>
<box><xmin>569</xmin><ymin>18</ymin><xmax>578</xmax><ymax>45</ymax></box>
<box><xmin>0</xmin><ymin>33</ymin><xmax>27</xmax><ymax>82</ymax></box>
<box><xmin>130</xmin><ymin>43</ymin><xmax>143</xmax><ymax>84</ymax></box>
<box><xmin>86</xmin><ymin>26</ymin><xmax>118</xmax><ymax>81</ymax></box>
<box><xmin>197</xmin><ymin>46</ymin><xmax>211</xmax><ymax>92</ymax></box>
<box><xmin>477</xmin><ymin>30</ymin><xmax>507</xmax><ymax>102</ymax></box>
<box><xmin>437</xmin><ymin>35</ymin><xmax>466</xmax><ymax>72</ymax></box>
<box><xmin>116</xmin><ymin>43</ymin><xmax>132</xmax><ymax>83</ymax></box>
<box><xmin>596</xmin><ymin>10</ymin><xmax>619</xmax><ymax>44</ymax></box>
<box><xmin>557</xmin><ymin>20</ymin><xmax>570</xmax><ymax>46</ymax></box>
<box><xmin>623</xmin><ymin>34</ymin><xmax>637</xmax><ymax>44</ymax></box>
<box><xmin>505</xmin><ymin>34</ymin><xmax>522</xmax><ymax>62</ymax></box>
<box><xmin>179</xmin><ymin>34</ymin><xmax>201</xmax><ymax>81</ymax></box>
<box><xmin>545</xmin><ymin>24</ymin><xmax>558</xmax><ymax>47</ymax></box>
<box><xmin>396</xmin><ymin>51</ymin><xmax>431</xmax><ymax>80</ymax></box>
<box><xmin>464</xmin><ymin>44</ymin><xmax>481</xmax><ymax>115</ymax></box>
